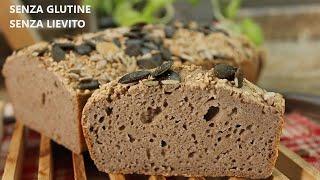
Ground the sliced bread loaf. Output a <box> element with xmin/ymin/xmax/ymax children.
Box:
<box><xmin>3</xmin><ymin>23</ymin><xmax>264</xmax><ymax>153</ymax></box>
<box><xmin>82</xmin><ymin>64</ymin><xmax>284</xmax><ymax>178</ymax></box>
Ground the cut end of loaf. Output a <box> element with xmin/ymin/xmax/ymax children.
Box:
<box><xmin>82</xmin><ymin>67</ymin><xmax>284</xmax><ymax>179</ymax></box>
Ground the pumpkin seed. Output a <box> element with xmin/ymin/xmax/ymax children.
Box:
<box><xmin>160</xmin><ymin>47</ymin><xmax>172</xmax><ymax>61</ymax></box>
<box><xmin>151</xmin><ymin>61</ymin><xmax>173</xmax><ymax>77</ymax></box>
<box><xmin>125</xmin><ymin>39</ymin><xmax>143</xmax><ymax>46</ymax></box>
<box><xmin>161</xmin><ymin>79</ymin><xmax>180</xmax><ymax>85</ymax></box>
<box><xmin>125</xmin><ymin>44</ymin><xmax>142</xmax><ymax>57</ymax></box>
<box><xmin>54</xmin><ymin>43</ymin><xmax>75</xmax><ymax>51</ymax></box>
<box><xmin>137</xmin><ymin>59</ymin><xmax>158</xmax><ymax>69</ymax></box>
<box><xmin>151</xmin><ymin>53</ymin><xmax>163</xmax><ymax>66</ymax></box>
<box><xmin>52</xmin><ymin>44</ymin><xmax>65</xmax><ymax>62</ymax></box>
<box><xmin>75</xmin><ymin>44</ymin><xmax>92</xmax><ymax>55</ymax></box>
<box><xmin>214</xmin><ymin>64</ymin><xmax>236</xmax><ymax>81</ymax></box>
<box><xmin>118</xmin><ymin>70</ymin><xmax>150</xmax><ymax>84</ymax></box>
<box><xmin>234</xmin><ymin>68</ymin><xmax>244</xmax><ymax>88</ymax></box>
<box><xmin>143</xmin><ymin>42</ymin><xmax>158</xmax><ymax>50</ymax></box>
<box><xmin>156</xmin><ymin>70</ymin><xmax>181</xmax><ymax>82</ymax></box>
<box><xmin>78</xmin><ymin>79</ymin><xmax>100</xmax><ymax>90</ymax></box>
<box><xmin>164</xmin><ymin>26</ymin><xmax>176</xmax><ymax>38</ymax></box>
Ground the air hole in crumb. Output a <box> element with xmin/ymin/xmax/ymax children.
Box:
<box><xmin>230</xmin><ymin>107</ymin><xmax>237</xmax><ymax>115</ymax></box>
<box><xmin>239</xmin><ymin>129</ymin><xmax>245</xmax><ymax>135</ymax></box>
<box><xmin>54</xmin><ymin>81</ymin><xmax>58</xmax><ymax>88</ymax></box>
<box><xmin>118</xmin><ymin>125</ymin><xmax>125</xmax><ymax>131</ymax></box>
<box><xmin>233</xmin><ymin>129</ymin><xmax>238</xmax><ymax>134</ymax></box>
<box><xmin>191</xmin><ymin>134</ymin><xmax>196</xmax><ymax>140</ymax></box>
<box><xmin>163</xmin><ymin>100</ymin><xmax>168</xmax><ymax>107</ymax></box>
<box><xmin>248</xmin><ymin>168</ymin><xmax>252</xmax><ymax>171</ymax></box>
<box><xmin>235</xmin><ymin>124</ymin><xmax>241</xmax><ymax>128</ymax></box>
<box><xmin>203</xmin><ymin>106</ymin><xmax>219</xmax><ymax>121</ymax></box>
<box><xmin>98</xmin><ymin>116</ymin><xmax>104</xmax><ymax>123</ymax></box>
<box><xmin>209</xmin><ymin>123</ymin><xmax>214</xmax><ymax>127</ymax></box>
<box><xmin>41</xmin><ymin>93</ymin><xmax>46</xmax><ymax>105</ymax></box>
<box><xmin>102</xmin><ymin>126</ymin><xmax>106</xmax><ymax>130</ymax></box>
<box><xmin>232</xmin><ymin>159</ymin><xmax>236</xmax><ymax>163</ymax></box>
<box><xmin>89</xmin><ymin>126</ymin><xmax>94</xmax><ymax>132</ymax></box>
<box><xmin>149</xmin><ymin>139</ymin><xmax>154</xmax><ymax>142</ymax></box>
<box><xmin>250</xmin><ymin>140</ymin><xmax>255</xmax><ymax>145</ymax></box>
<box><xmin>161</xmin><ymin>149</ymin><xmax>166</xmax><ymax>156</ymax></box>
<box><xmin>217</xmin><ymin>137</ymin><xmax>222</xmax><ymax>142</ymax></box>
<box><xmin>94</xmin><ymin>114</ymin><xmax>97</xmax><ymax>119</ymax></box>
<box><xmin>184</xmin><ymin>97</ymin><xmax>188</xmax><ymax>102</ymax></box>
<box><xmin>246</xmin><ymin>125</ymin><xmax>253</xmax><ymax>130</ymax></box>
<box><xmin>188</xmin><ymin>152</ymin><xmax>195</xmax><ymax>158</ymax></box>
<box><xmin>206</xmin><ymin>97</ymin><xmax>215</xmax><ymax>102</ymax></box>
<box><xmin>225</xmin><ymin>121</ymin><xmax>229</xmax><ymax>126</ymax></box>
<box><xmin>105</xmin><ymin>107</ymin><xmax>113</xmax><ymax>116</ymax></box>
<box><xmin>141</xmin><ymin>107</ymin><xmax>162</xmax><ymax>124</ymax></box>
<box><xmin>146</xmin><ymin>149</ymin><xmax>151</xmax><ymax>159</ymax></box>
<box><xmin>127</xmin><ymin>134</ymin><xmax>135</xmax><ymax>143</ymax></box>
<box><xmin>182</xmin><ymin>124</ymin><xmax>187</xmax><ymax>130</ymax></box>
<box><xmin>160</xmin><ymin>140</ymin><xmax>167</xmax><ymax>147</ymax></box>
<box><xmin>226</xmin><ymin>134</ymin><xmax>231</xmax><ymax>138</ymax></box>
<box><xmin>164</xmin><ymin>91</ymin><xmax>172</xmax><ymax>95</ymax></box>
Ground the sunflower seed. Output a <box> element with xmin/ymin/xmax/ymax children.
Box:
<box><xmin>96</xmin><ymin>42</ymin><xmax>119</xmax><ymax>56</ymax></box>
<box><xmin>118</xmin><ymin>70</ymin><xmax>150</xmax><ymax>84</ymax></box>
<box><xmin>164</xmin><ymin>26</ymin><xmax>176</xmax><ymax>38</ymax></box>
<box><xmin>125</xmin><ymin>44</ymin><xmax>142</xmax><ymax>57</ymax></box>
<box><xmin>68</xmin><ymin>68</ymin><xmax>82</xmax><ymax>74</ymax></box>
<box><xmin>96</xmin><ymin>60</ymin><xmax>107</xmax><ymax>70</ymax></box>
<box><xmin>143</xmin><ymin>80</ymin><xmax>159</xmax><ymax>86</ymax></box>
<box><xmin>214</xmin><ymin>64</ymin><xmax>236</xmax><ymax>80</ymax></box>
<box><xmin>161</xmin><ymin>79</ymin><xmax>180</xmax><ymax>85</ymax></box>
<box><xmin>78</xmin><ymin>79</ymin><xmax>100</xmax><ymax>90</ymax></box>
<box><xmin>151</xmin><ymin>61</ymin><xmax>173</xmax><ymax>77</ymax></box>
<box><xmin>68</xmin><ymin>73</ymin><xmax>80</xmax><ymax>80</ymax></box>
<box><xmin>234</xmin><ymin>68</ymin><xmax>244</xmax><ymax>88</ymax></box>
<box><xmin>75</xmin><ymin>44</ymin><xmax>92</xmax><ymax>55</ymax></box>
<box><xmin>52</xmin><ymin>44</ymin><xmax>65</xmax><ymax>62</ymax></box>
<box><xmin>85</xmin><ymin>40</ymin><xmax>96</xmax><ymax>49</ymax></box>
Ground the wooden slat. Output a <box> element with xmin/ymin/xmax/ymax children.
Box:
<box><xmin>109</xmin><ymin>173</ymin><xmax>126</xmax><ymax>180</ymax></box>
<box><xmin>149</xmin><ymin>175</ymin><xmax>166</xmax><ymax>180</ymax></box>
<box><xmin>276</xmin><ymin>144</ymin><xmax>320</xmax><ymax>180</ymax></box>
<box><xmin>271</xmin><ymin>168</ymin><xmax>289</xmax><ymax>180</ymax></box>
<box><xmin>72</xmin><ymin>153</ymin><xmax>87</xmax><ymax>180</ymax></box>
<box><xmin>38</xmin><ymin>135</ymin><xmax>53</xmax><ymax>180</ymax></box>
<box><xmin>2</xmin><ymin>122</ymin><xmax>25</xmax><ymax>180</ymax></box>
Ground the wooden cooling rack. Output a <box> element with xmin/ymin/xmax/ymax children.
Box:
<box><xmin>2</xmin><ymin>122</ymin><xmax>320</xmax><ymax>180</ymax></box>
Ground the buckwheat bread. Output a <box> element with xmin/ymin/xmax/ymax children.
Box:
<box><xmin>82</xmin><ymin>65</ymin><xmax>284</xmax><ymax>178</ymax></box>
<box><xmin>3</xmin><ymin>22</ymin><xmax>264</xmax><ymax>153</ymax></box>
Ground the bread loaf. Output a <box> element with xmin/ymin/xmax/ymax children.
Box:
<box><xmin>3</xmin><ymin>23</ymin><xmax>264</xmax><ymax>153</ymax></box>
<box><xmin>82</xmin><ymin>64</ymin><xmax>284</xmax><ymax>178</ymax></box>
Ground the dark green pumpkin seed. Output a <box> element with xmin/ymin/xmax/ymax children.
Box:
<box><xmin>118</xmin><ymin>70</ymin><xmax>150</xmax><ymax>84</ymax></box>
<box><xmin>54</xmin><ymin>43</ymin><xmax>75</xmax><ymax>51</ymax></box>
<box><xmin>164</xmin><ymin>26</ymin><xmax>176</xmax><ymax>38</ymax></box>
<box><xmin>137</xmin><ymin>59</ymin><xmax>158</xmax><ymax>69</ymax></box>
<box><xmin>143</xmin><ymin>42</ymin><xmax>158</xmax><ymax>50</ymax></box>
<box><xmin>151</xmin><ymin>61</ymin><xmax>173</xmax><ymax>77</ymax></box>
<box><xmin>75</xmin><ymin>44</ymin><xmax>93</xmax><ymax>55</ymax></box>
<box><xmin>125</xmin><ymin>44</ymin><xmax>142</xmax><ymax>57</ymax></box>
<box><xmin>160</xmin><ymin>47</ymin><xmax>172</xmax><ymax>61</ymax></box>
<box><xmin>78</xmin><ymin>79</ymin><xmax>100</xmax><ymax>90</ymax></box>
<box><xmin>125</xmin><ymin>39</ymin><xmax>143</xmax><ymax>46</ymax></box>
<box><xmin>214</xmin><ymin>64</ymin><xmax>237</xmax><ymax>80</ymax></box>
<box><xmin>151</xmin><ymin>53</ymin><xmax>163</xmax><ymax>66</ymax></box>
<box><xmin>52</xmin><ymin>44</ymin><xmax>65</xmax><ymax>62</ymax></box>
<box><xmin>156</xmin><ymin>70</ymin><xmax>181</xmax><ymax>82</ymax></box>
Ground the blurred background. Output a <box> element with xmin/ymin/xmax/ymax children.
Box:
<box><xmin>0</xmin><ymin>0</ymin><xmax>320</xmax><ymax>100</ymax></box>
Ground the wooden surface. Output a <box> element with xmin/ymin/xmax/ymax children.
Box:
<box><xmin>72</xmin><ymin>153</ymin><xmax>87</xmax><ymax>180</ymax></box>
<box><xmin>149</xmin><ymin>175</ymin><xmax>167</xmax><ymax>180</ymax></box>
<box><xmin>276</xmin><ymin>144</ymin><xmax>320</xmax><ymax>180</ymax></box>
<box><xmin>109</xmin><ymin>173</ymin><xmax>126</xmax><ymax>180</ymax></box>
<box><xmin>38</xmin><ymin>135</ymin><xmax>53</xmax><ymax>180</ymax></box>
<box><xmin>2</xmin><ymin>122</ymin><xmax>24</xmax><ymax>180</ymax></box>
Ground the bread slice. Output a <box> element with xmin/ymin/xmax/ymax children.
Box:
<box><xmin>3</xmin><ymin>23</ymin><xmax>263</xmax><ymax>153</ymax></box>
<box><xmin>82</xmin><ymin>65</ymin><xmax>284</xmax><ymax>178</ymax></box>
